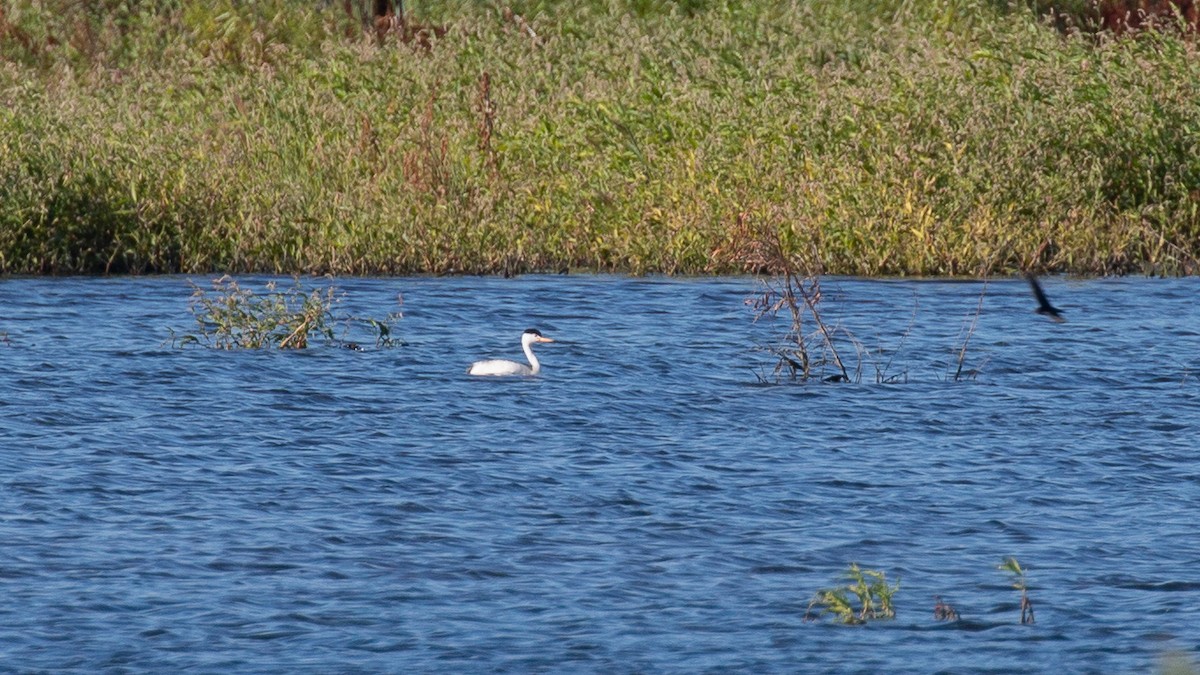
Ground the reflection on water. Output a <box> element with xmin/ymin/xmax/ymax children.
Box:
<box><xmin>1</xmin><ymin>275</ymin><xmax>1198</xmax><ymax>673</ymax></box>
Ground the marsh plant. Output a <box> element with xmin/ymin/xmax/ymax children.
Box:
<box><xmin>720</xmin><ymin>211</ymin><xmax>856</xmax><ymax>383</ymax></box>
<box><xmin>804</xmin><ymin>564</ymin><xmax>900</xmax><ymax>625</ymax></box>
<box><xmin>724</xmin><ymin>211</ymin><xmax>928</xmax><ymax>384</ymax></box>
<box><xmin>4</xmin><ymin>1</ymin><xmax>1200</xmax><ymax>275</ymax></box>
<box><xmin>803</xmin><ymin>560</ymin><xmax>1051</xmax><ymax>627</ymax></box>
<box><xmin>171</xmin><ymin>276</ymin><xmax>402</xmax><ymax>350</ymax></box>
<box><xmin>999</xmin><ymin>556</ymin><xmax>1036</xmax><ymax>625</ymax></box>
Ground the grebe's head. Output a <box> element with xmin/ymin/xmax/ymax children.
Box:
<box><xmin>522</xmin><ymin>328</ymin><xmax>555</xmax><ymax>344</ymax></box>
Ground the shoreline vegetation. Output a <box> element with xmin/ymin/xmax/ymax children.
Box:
<box><xmin>2</xmin><ymin>0</ymin><xmax>1199</xmax><ymax>277</ymax></box>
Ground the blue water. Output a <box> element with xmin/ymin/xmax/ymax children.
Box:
<box><xmin>2</xmin><ymin>274</ymin><xmax>1199</xmax><ymax>673</ymax></box>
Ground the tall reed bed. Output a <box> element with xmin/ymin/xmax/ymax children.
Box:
<box><xmin>2</xmin><ymin>0</ymin><xmax>1198</xmax><ymax>275</ymax></box>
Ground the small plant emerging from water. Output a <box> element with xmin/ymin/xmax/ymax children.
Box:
<box><xmin>999</xmin><ymin>556</ymin><xmax>1035</xmax><ymax>625</ymax></box>
<box><xmin>950</xmin><ymin>282</ymin><xmax>990</xmax><ymax>382</ymax></box>
<box><xmin>804</xmin><ymin>564</ymin><xmax>899</xmax><ymax>624</ymax></box>
<box><xmin>171</xmin><ymin>276</ymin><xmax>402</xmax><ymax>350</ymax></box>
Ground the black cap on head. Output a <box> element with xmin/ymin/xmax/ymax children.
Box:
<box><xmin>523</xmin><ymin>328</ymin><xmax>543</xmax><ymax>336</ymax></box>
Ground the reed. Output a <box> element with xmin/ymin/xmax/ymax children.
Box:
<box><xmin>951</xmin><ymin>283</ymin><xmax>990</xmax><ymax>382</ymax></box>
<box><xmin>3</xmin><ymin>0</ymin><xmax>1200</xmax><ymax>275</ymax></box>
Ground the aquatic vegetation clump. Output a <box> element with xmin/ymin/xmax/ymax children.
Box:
<box><xmin>172</xmin><ymin>276</ymin><xmax>402</xmax><ymax>350</ymax></box>
<box><xmin>803</xmin><ymin>560</ymin><xmax>1053</xmax><ymax>627</ymax></box>
<box><xmin>804</xmin><ymin>564</ymin><xmax>899</xmax><ymax>625</ymax></box>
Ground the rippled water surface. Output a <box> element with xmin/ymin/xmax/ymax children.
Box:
<box><xmin>2</xmin><ymin>275</ymin><xmax>1199</xmax><ymax>673</ymax></box>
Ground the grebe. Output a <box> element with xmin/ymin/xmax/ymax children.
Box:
<box><xmin>468</xmin><ymin>329</ymin><xmax>555</xmax><ymax>376</ymax></box>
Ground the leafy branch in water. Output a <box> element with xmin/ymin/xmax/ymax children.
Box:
<box><xmin>804</xmin><ymin>564</ymin><xmax>899</xmax><ymax>624</ymax></box>
<box><xmin>999</xmin><ymin>556</ymin><xmax>1035</xmax><ymax>625</ymax></box>
<box><xmin>170</xmin><ymin>276</ymin><xmax>403</xmax><ymax>350</ymax></box>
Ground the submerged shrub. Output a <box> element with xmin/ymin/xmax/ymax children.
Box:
<box><xmin>171</xmin><ymin>276</ymin><xmax>403</xmax><ymax>350</ymax></box>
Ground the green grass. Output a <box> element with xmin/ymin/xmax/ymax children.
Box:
<box><xmin>2</xmin><ymin>0</ymin><xmax>1199</xmax><ymax>275</ymax></box>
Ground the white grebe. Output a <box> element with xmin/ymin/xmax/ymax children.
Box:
<box><xmin>467</xmin><ymin>329</ymin><xmax>555</xmax><ymax>376</ymax></box>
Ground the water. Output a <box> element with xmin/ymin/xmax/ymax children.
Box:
<box><xmin>1</xmin><ymin>274</ymin><xmax>1199</xmax><ymax>673</ymax></box>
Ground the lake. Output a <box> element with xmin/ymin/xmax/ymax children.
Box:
<box><xmin>1</xmin><ymin>274</ymin><xmax>1198</xmax><ymax>673</ymax></box>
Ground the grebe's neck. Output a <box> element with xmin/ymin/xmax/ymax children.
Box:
<box><xmin>522</xmin><ymin>336</ymin><xmax>541</xmax><ymax>375</ymax></box>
